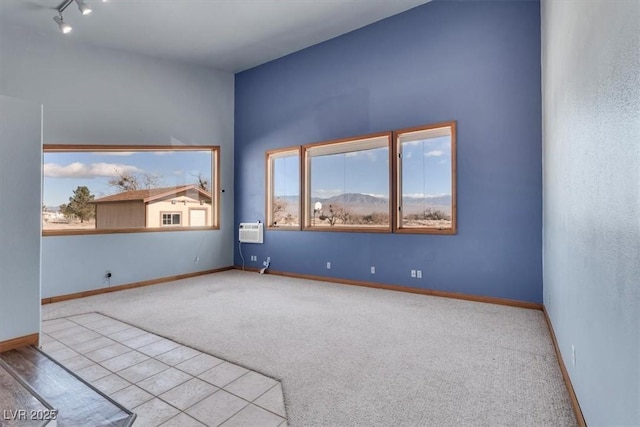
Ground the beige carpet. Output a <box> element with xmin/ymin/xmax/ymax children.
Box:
<box><xmin>43</xmin><ymin>270</ymin><xmax>576</xmax><ymax>426</ymax></box>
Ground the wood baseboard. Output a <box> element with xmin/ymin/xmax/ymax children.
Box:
<box><xmin>0</xmin><ymin>333</ymin><xmax>39</xmax><ymax>353</ymax></box>
<box><xmin>233</xmin><ymin>266</ymin><xmax>543</xmax><ymax>310</ymax></box>
<box><xmin>543</xmin><ymin>307</ymin><xmax>586</xmax><ymax>427</ymax></box>
<box><xmin>41</xmin><ymin>266</ymin><xmax>234</xmax><ymax>305</ymax></box>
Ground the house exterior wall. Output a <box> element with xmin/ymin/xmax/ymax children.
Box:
<box><xmin>147</xmin><ymin>197</ymin><xmax>212</xmax><ymax>227</ymax></box>
<box><xmin>96</xmin><ymin>201</ymin><xmax>146</xmax><ymax>229</ymax></box>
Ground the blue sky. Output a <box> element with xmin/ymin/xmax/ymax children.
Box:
<box><xmin>310</xmin><ymin>147</ymin><xmax>389</xmax><ymax>198</ymax></box>
<box><xmin>401</xmin><ymin>135</ymin><xmax>452</xmax><ymax>198</ymax></box>
<box><xmin>273</xmin><ymin>156</ymin><xmax>300</xmax><ymax>197</ymax></box>
<box><xmin>273</xmin><ymin>136</ymin><xmax>452</xmax><ymax>200</ymax></box>
<box><xmin>43</xmin><ymin>150</ymin><xmax>212</xmax><ymax>206</ymax></box>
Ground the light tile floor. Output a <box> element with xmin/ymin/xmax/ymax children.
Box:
<box><xmin>41</xmin><ymin>313</ymin><xmax>287</xmax><ymax>427</ymax></box>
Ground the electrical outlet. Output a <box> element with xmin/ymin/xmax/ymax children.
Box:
<box><xmin>370</xmin><ymin>266</ymin><xmax>376</xmax><ymax>274</ymax></box>
<box><xmin>416</xmin><ymin>270</ymin><xmax>422</xmax><ymax>279</ymax></box>
<box><xmin>250</xmin><ymin>255</ymin><xmax>257</xmax><ymax>261</ymax></box>
<box><xmin>326</xmin><ymin>262</ymin><xmax>331</xmax><ymax>269</ymax></box>
<box><xmin>572</xmin><ymin>345</ymin><xmax>576</xmax><ymax>366</ymax></box>
<box><xmin>194</xmin><ymin>256</ymin><xmax>199</xmax><ymax>264</ymax></box>
<box><xmin>411</xmin><ymin>270</ymin><xmax>416</xmax><ymax>278</ymax></box>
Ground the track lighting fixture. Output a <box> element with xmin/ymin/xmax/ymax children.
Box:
<box><xmin>75</xmin><ymin>0</ymin><xmax>92</xmax><ymax>16</ymax></box>
<box><xmin>53</xmin><ymin>0</ymin><xmax>94</xmax><ymax>34</ymax></box>
<box><xmin>53</xmin><ymin>15</ymin><xmax>72</xmax><ymax>34</ymax></box>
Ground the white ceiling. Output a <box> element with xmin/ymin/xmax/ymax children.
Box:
<box><xmin>1</xmin><ymin>0</ymin><xmax>431</xmax><ymax>72</ymax></box>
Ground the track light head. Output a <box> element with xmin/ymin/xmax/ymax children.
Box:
<box><xmin>74</xmin><ymin>0</ymin><xmax>92</xmax><ymax>15</ymax></box>
<box><xmin>53</xmin><ymin>0</ymin><xmax>99</xmax><ymax>33</ymax></box>
<box><xmin>53</xmin><ymin>15</ymin><xmax>72</xmax><ymax>34</ymax></box>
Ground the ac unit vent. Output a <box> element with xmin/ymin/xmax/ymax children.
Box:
<box><xmin>239</xmin><ymin>222</ymin><xmax>264</xmax><ymax>244</ymax></box>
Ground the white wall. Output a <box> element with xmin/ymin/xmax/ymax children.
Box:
<box><xmin>541</xmin><ymin>1</ymin><xmax>640</xmax><ymax>425</ymax></box>
<box><xmin>0</xmin><ymin>24</ymin><xmax>235</xmax><ymax>298</ymax></box>
<box><xmin>0</xmin><ymin>96</ymin><xmax>42</xmax><ymax>341</ymax></box>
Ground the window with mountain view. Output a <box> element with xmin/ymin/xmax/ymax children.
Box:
<box><xmin>395</xmin><ymin>122</ymin><xmax>456</xmax><ymax>234</ymax></box>
<box><xmin>42</xmin><ymin>145</ymin><xmax>219</xmax><ymax>235</ymax></box>
<box><xmin>303</xmin><ymin>133</ymin><xmax>391</xmax><ymax>231</ymax></box>
<box><xmin>266</xmin><ymin>147</ymin><xmax>300</xmax><ymax>229</ymax></box>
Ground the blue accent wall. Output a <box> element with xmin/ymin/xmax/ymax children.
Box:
<box><xmin>235</xmin><ymin>1</ymin><xmax>542</xmax><ymax>303</ymax></box>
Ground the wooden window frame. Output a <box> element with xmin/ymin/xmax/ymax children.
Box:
<box><xmin>301</xmin><ymin>132</ymin><xmax>393</xmax><ymax>233</ymax></box>
<box><xmin>42</xmin><ymin>145</ymin><xmax>220</xmax><ymax>236</ymax></box>
<box><xmin>265</xmin><ymin>147</ymin><xmax>302</xmax><ymax>230</ymax></box>
<box><xmin>393</xmin><ymin>121</ymin><xmax>457</xmax><ymax>235</ymax></box>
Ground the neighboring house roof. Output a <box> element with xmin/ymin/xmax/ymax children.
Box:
<box><xmin>92</xmin><ymin>184</ymin><xmax>211</xmax><ymax>204</ymax></box>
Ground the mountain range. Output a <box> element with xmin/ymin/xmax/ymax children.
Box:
<box><xmin>276</xmin><ymin>193</ymin><xmax>451</xmax><ymax>214</ymax></box>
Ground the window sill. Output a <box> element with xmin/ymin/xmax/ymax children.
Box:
<box><xmin>42</xmin><ymin>226</ymin><xmax>219</xmax><ymax>236</ymax></box>
<box><xmin>302</xmin><ymin>226</ymin><xmax>391</xmax><ymax>233</ymax></box>
<box><xmin>394</xmin><ymin>227</ymin><xmax>457</xmax><ymax>235</ymax></box>
<box><xmin>266</xmin><ymin>225</ymin><xmax>302</xmax><ymax>231</ymax></box>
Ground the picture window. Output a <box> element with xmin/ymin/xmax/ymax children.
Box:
<box><xmin>42</xmin><ymin>145</ymin><xmax>220</xmax><ymax>235</ymax></box>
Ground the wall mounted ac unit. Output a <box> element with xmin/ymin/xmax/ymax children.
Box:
<box><xmin>239</xmin><ymin>222</ymin><xmax>264</xmax><ymax>244</ymax></box>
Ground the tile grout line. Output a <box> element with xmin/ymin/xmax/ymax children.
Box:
<box><xmin>91</xmin><ymin>311</ymin><xmax>286</xmax><ymax>383</ymax></box>
<box><xmin>42</xmin><ymin>313</ymin><xmax>288</xmax><ymax>425</ymax></box>
<box><xmin>210</xmin><ymin>395</ymin><xmax>251</xmax><ymax>427</ymax></box>
<box><xmin>44</xmin><ymin>320</ymin><xmax>194</xmax><ymax>423</ymax></box>
<box><xmin>246</xmin><ymin>382</ymin><xmax>287</xmax><ymax>419</ymax></box>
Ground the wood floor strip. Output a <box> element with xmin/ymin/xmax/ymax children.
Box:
<box><xmin>0</xmin><ymin>347</ymin><xmax>134</xmax><ymax>427</ymax></box>
<box><xmin>0</xmin><ymin>361</ymin><xmax>52</xmax><ymax>427</ymax></box>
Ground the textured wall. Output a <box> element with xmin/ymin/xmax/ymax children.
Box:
<box><xmin>542</xmin><ymin>0</ymin><xmax>640</xmax><ymax>424</ymax></box>
<box><xmin>0</xmin><ymin>24</ymin><xmax>235</xmax><ymax>298</ymax></box>
<box><xmin>235</xmin><ymin>1</ymin><xmax>543</xmax><ymax>303</ymax></box>
<box><xmin>0</xmin><ymin>96</ymin><xmax>41</xmax><ymax>341</ymax></box>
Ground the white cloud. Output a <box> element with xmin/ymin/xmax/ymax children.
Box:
<box><xmin>153</xmin><ymin>151</ymin><xmax>173</xmax><ymax>156</ymax></box>
<box><xmin>92</xmin><ymin>163</ymin><xmax>142</xmax><ymax>176</ymax></box>
<box><xmin>363</xmin><ymin>193</ymin><xmax>388</xmax><ymax>199</ymax></box>
<box><xmin>44</xmin><ymin>162</ymin><xmax>142</xmax><ymax>178</ymax></box>
<box><xmin>425</xmin><ymin>150</ymin><xmax>444</xmax><ymax>157</ymax></box>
